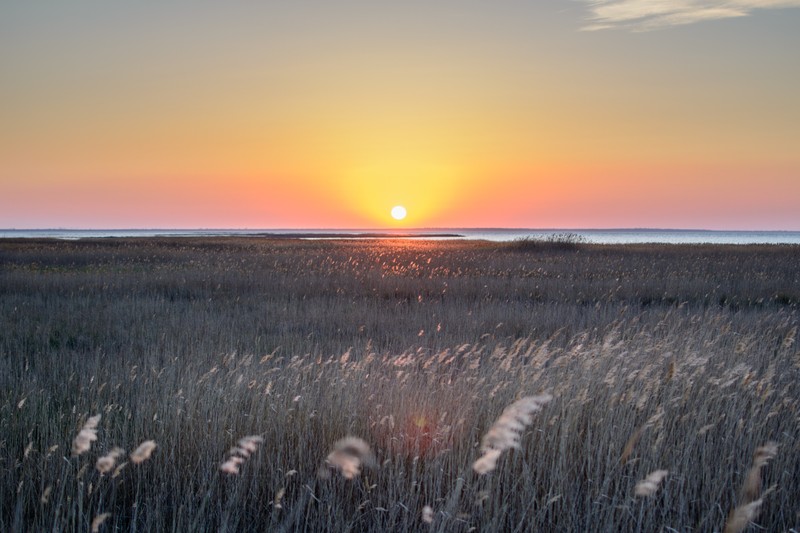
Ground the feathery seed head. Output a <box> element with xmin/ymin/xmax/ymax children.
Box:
<box><xmin>319</xmin><ymin>436</ymin><xmax>375</xmax><ymax>480</ymax></box>
<box><xmin>422</xmin><ymin>505</ymin><xmax>434</xmax><ymax>524</ymax></box>
<box><xmin>634</xmin><ymin>469</ymin><xmax>669</xmax><ymax>497</ymax></box>
<box><xmin>480</xmin><ymin>394</ymin><xmax>553</xmax><ymax>453</ymax></box>
<box><xmin>724</xmin><ymin>499</ymin><xmax>763</xmax><ymax>533</ymax></box>
<box><xmin>220</xmin><ymin>435</ymin><xmax>264</xmax><ymax>475</ymax></box>
<box><xmin>472</xmin><ymin>448</ymin><xmax>503</xmax><ymax>475</ymax></box>
<box><xmin>473</xmin><ymin>394</ymin><xmax>552</xmax><ymax>474</ymax></box>
<box><xmin>752</xmin><ymin>442</ymin><xmax>778</xmax><ymax>468</ymax></box>
<box><xmin>130</xmin><ymin>440</ymin><xmax>157</xmax><ymax>464</ymax></box>
<box><xmin>96</xmin><ymin>447</ymin><xmax>125</xmax><ymax>474</ymax></box>
<box><xmin>72</xmin><ymin>414</ymin><xmax>101</xmax><ymax>456</ymax></box>
<box><xmin>91</xmin><ymin>512</ymin><xmax>111</xmax><ymax>533</ymax></box>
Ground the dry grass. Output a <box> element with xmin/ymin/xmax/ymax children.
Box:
<box><xmin>1</xmin><ymin>238</ymin><xmax>798</xmax><ymax>531</ymax></box>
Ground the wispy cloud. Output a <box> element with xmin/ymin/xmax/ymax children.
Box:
<box><xmin>581</xmin><ymin>1</ymin><xmax>800</xmax><ymax>30</ymax></box>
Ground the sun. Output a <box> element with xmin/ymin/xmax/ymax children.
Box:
<box><xmin>391</xmin><ymin>205</ymin><xmax>407</xmax><ymax>221</ymax></box>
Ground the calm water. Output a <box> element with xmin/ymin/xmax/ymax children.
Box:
<box><xmin>2</xmin><ymin>228</ymin><xmax>800</xmax><ymax>244</ymax></box>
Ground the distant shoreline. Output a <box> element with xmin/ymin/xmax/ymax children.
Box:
<box><xmin>1</xmin><ymin>228</ymin><xmax>799</xmax><ymax>244</ymax></box>
<box><xmin>0</xmin><ymin>231</ymin><xmax>466</xmax><ymax>240</ymax></box>
<box><xmin>246</xmin><ymin>232</ymin><xmax>465</xmax><ymax>239</ymax></box>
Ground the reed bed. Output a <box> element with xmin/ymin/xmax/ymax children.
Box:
<box><xmin>1</xmin><ymin>238</ymin><xmax>798</xmax><ymax>531</ymax></box>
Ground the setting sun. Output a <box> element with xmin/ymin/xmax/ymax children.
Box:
<box><xmin>1</xmin><ymin>2</ymin><xmax>799</xmax><ymax>231</ymax></box>
<box><xmin>391</xmin><ymin>205</ymin><xmax>407</xmax><ymax>221</ymax></box>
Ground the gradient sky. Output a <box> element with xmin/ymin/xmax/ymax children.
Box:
<box><xmin>2</xmin><ymin>1</ymin><xmax>799</xmax><ymax>229</ymax></box>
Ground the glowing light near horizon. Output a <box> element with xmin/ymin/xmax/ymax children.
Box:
<box><xmin>391</xmin><ymin>205</ymin><xmax>407</xmax><ymax>220</ymax></box>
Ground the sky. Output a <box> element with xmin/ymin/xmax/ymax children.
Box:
<box><xmin>1</xmin><ymin>1</ymin><xmax>799</xmax><ymax>230</ymax></box>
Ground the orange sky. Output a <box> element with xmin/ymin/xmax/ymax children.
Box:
<box><xmin>1</xmin><ymin>2</ymin><xmax>799</xmax><ymax>229</ymax></box>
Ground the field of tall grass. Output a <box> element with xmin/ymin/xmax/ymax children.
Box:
<box><xmin>1</xmin><ymin>237</ymin><xmax>798</xmax><ymax>531</ymax></box>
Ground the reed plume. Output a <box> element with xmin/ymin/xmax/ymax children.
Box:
<box><xmin>634</xmin><ymin>469</ymin><xmax>668</xmax><ymax>497</ymax></box>
<box><xmin>40</xmin><ymin>485</ymin><xmax>52</xmax><ymax>506</ymax></box>
<box><xmin>619</xmin><ymin>425</ymin><xmax>646</xmax><ymax>465</ymax></box>
<box><xmin>724</xmin><ymin>499</ymin><xmax>762</xmax><ymax>533</ymax></box>
<box><xmin>273</xmin><ymin>488</ymin><xmax>286</xmax><ymax>509</ymax></box>
<box><xmin>473</xmin><ymin>394</ymin><xmax>552</xmax><ymax>474</ymax></box>
<box><xmin>620</xmin><ymin>410</ymin><xmax>662</xmax><ymax>465</ymax></box>
<box><xmin>72</xmin><ymin>414</ymin><xmax>101</xmax><ymax>456</ymax></box>
<box><xmin>96</xmin><ymin>447</ymin><xmax>124</xmax><ymax>474</ymax></box>
<box><xmin>472</xmin><ymin>449</ymin><xmax>503</xmax><ymax>476</ymax></box>
<box><xmin>724</xmin><ymin>442</ymin><xmax>778</xmax><ymax>532</ymax></box>
<box><xmin>220</xmin><ymin>435</ymin><xmax>264</xmax><ymax>475</ymax></box>
<box><xmin>318</xmin><ymin>436</ymin><xmax>375</xmax><ymax>480</ymax></box>
<box><xmin>90</xmin><ymin>512</ymin><xmax>111</xmax><ymax>532</ymax></box>
<box><xmin>129</xmin><ymin>440</ymin><xmax>157</xmax><ymax>464</ymax></box>
<box><xmin>236</xmin><ymin>435</ymin><xmax>264</xmax><ymax>456</ymax></box>
<box><xmin>220</xmin><ymin>456</ymin><xmax>245</xmax><ymax>475</ymax></box>
<box><xmin>421</xmin><ymin>505</ymin><xmax>434</xmax><ymax>524</ymax></box>
<box><xmin>740</xmin><ymin>442</ymin><xmax>777</xmax><ymax>504</ymax></box>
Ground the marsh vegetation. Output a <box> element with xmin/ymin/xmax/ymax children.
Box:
<box><xmin>1</xmin><ymin>238</ymin><xmax>798</xmax><ymax>531</ymax></box>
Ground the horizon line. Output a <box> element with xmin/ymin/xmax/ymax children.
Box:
<box><xmin>2</xmin><ymin>227</ymin><xmax>800</xmax><ymax>233</ymax></box>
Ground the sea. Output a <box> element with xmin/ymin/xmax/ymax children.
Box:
<box><xmin>1</xmin><ymin>228</ymin><xmax>800</xmax><ymax>245</ymax></box>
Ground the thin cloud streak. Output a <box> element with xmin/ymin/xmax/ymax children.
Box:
<box><xmin>581</xmin><ymin>0</ymin><xmax>800</xmax><ymax>30</ymax></box>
